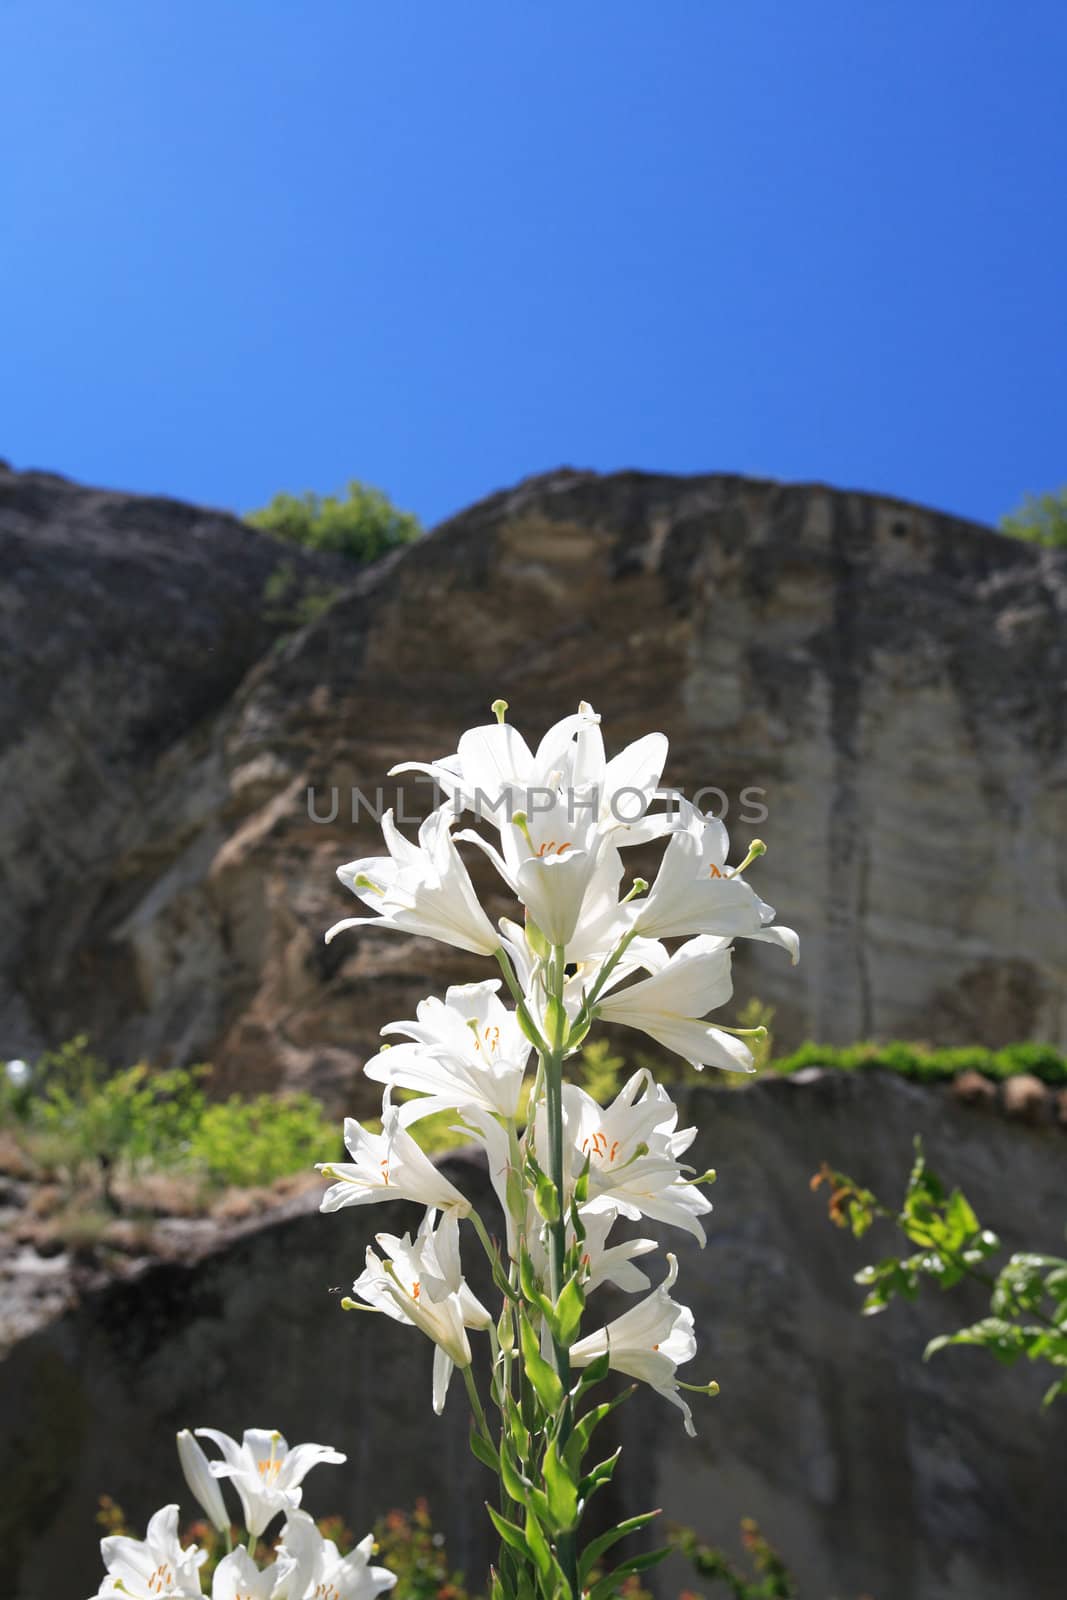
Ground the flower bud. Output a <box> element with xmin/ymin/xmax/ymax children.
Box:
<box><xmin>176</xmin><ymin>1429</ymin><xmax>230</xmax><ymax>1534</ymax></box>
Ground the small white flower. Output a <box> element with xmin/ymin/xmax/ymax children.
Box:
<box><xmin>95</xmin><ymin>1504</ymin><xmax>205</xmax><ymax>1599</ymax></box>
<box><xmin>274</xmin><ymin>1513</ymin><xmax>396</xmax><ymax>1600</ymax></box>
<box><xmin>596</xmin><ymin>936</ymin><xmax>756</xmax><ymax>1072</ymax></box>
<box><xmin>193</xmin><ymin>1429</ymin><xmax>345</xmax><ymax>1539</ymax></box>
<box><xmin>366</xmin><ymin>980</ymin><xmax>530</xmax><ymax>1125</ymax></box>
<box><xmin>327</xmin><ymin>806</ymin><xmax>500</xmax><ymax>957</ymax></box>
<box><xmin>318</xmin><ymin>1092</ymin><xmax>471</xmax><ymax>1217</ymax></box>
<box><xmin>541</xmin><ymin>1070</ymin><xmax>713</xmax><ymax>1244</ymax></box>
<box><xmin>352</xmin><ymin>1210</ymin><xmax>492</xmax><ymax>1414</ymax></box>
<box><xmin>209</xmin><ymin>1548</ymin><xmax>274</xmax><ymax>1600</ymax></box>
<box><xmin>570</xmin><ymin>1254</ymin><xmax>699</xmax><ymax>1435</ymax></box>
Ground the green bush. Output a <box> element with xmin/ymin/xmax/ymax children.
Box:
<box><xmin>999</xmin><ymin>488</ymin><xmax>1067</xmax><ymax>549</ymax></box>
<box><xmin>188</xmin><ymin>1091</ymin><xmax>339</xmax><ymax>1188</ymax></box>
<box><xmin>3</xmin><ymin>1036</ymin><xmax>341</xmax><ymax>1203</ymax></box>
<box><xmin>246</xmin><ymin>480</ymin><xmax>421</xmax><ymax>563</ymax></box>
<box><xmin>771</xmin><ymin>1039</ymin><xmax>1067</xmax><ymax>1086</ymax></box>
<box><xmin>12</xmin><ymin>1037</ymin><xmax>207</xmax><ymax>1204</ymax></box>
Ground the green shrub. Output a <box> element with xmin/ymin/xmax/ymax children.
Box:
<box><xmin>16</xmin><ymin>1037</ymin><xmax>206</xmax><ymax>1205</ymax></box>
<box><xmin>771</xmin><ymin>1039</ymin><xmax>1067</xmax><ymax>1086</ymax></box>
<box><xmin>999</xmin><ymin>487</ymin><xmax>1067</xmax><ymax>549</ymax></box>
<box><xmin>246</xmin><ymin>480</ymin><xmax>421</xmax><ymax>564</ymax></box>
<box><xmin>187</xmin><ymin>1091</ymin><xmax>338</xmax><ymax>1188</ymax></box>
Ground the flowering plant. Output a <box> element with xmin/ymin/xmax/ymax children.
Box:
<box><xmin>319</xmin><ymin>701</ymin><xmax>797</xmax><ymax>1599</ymax></box>
<box><xmin>88</xmin><ymin>1426</ymin><xmax>394</xmax><ymax>1599</ymax></box>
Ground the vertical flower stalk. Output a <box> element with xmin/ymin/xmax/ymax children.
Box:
<box><xmin>319</xmin><ymin>701</ymin><xmax>798</xmax><ymax>1599</ymax></box>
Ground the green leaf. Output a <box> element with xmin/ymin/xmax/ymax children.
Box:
<box><xmin>469</xmin><ymin>1426</ymin><xmax>499</xmax><ymax>1473</ymax></box>
<box><xmin>578</xmin><ymin>1509</ymin><xmax>660</xmax><ymax>1581</ymax></box>
<box><xmin>555</xmin><ymin>1275</ymin><xmax>585</xmax><ymax>1347</ymax></box>
<box><xmin>586</xmin><ymin>1545</ymin><xmax>672</xmax><ymax>1600</ymax></box>
<box><xmin>543</xmin><ymin>1437</ymin><xmax>579</xmax><ymax>1532</ymax></box>
<box><xmin>486</xmin><ymin>1505</ymin><xmax>534</xmax><ymax>1563</ymax></box>
<box><xmin>520</xmin><ymin>1310</ymin><xmax>564</xmax><ymax>1412</ymax></box>
<box><xmin>534</xmin><ymin>1168</ymin><xmax>561</xmax><ymax>1224</ymax></box>
<box><xmin>523</xmin><ymin>1505</ymin><xmax>554</xmax><ymax>1581</ymax></box>
<box><xmin>564</xmin><ymin>1386</ymin><xmax>634</xmax><ymax>1475</ymax></box>
<box><xmin>499</xmin><ymin>1442</ymin><xmax>530</xmax><ymax>1505</ymax></box>
<box><xmin>578</xmin><ymin>1446</ymin><xmax>621</xmax><ymax>1501</ymax></box>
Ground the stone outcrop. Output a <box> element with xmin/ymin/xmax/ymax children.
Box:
<box><xmin>3</xmin><ymin>1072</ymin><xmax>1065</xmax><ymax>1600</ymax></box>
<box><xmin>1</xmin><ymin>461</ymin><xmax>1065</xmax><ymax>1105</ymax></box>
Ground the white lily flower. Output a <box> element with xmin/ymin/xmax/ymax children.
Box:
<box><xmin>631</xmin><ymin>803</ymin><xmax>763</xmax><ymax>940</ymax></box>
<box><xmin>523</xmin><ymin>1203</ymin><xmax>657</xmax><ymax>1295</ymax></box>
<box><xmin>392</xmin><ymin>701</ymin><xmax>671</xmax><ymax>847</ymax></box>
<box><xmin>351</xmin><ymin>1210</ymin><xmax>492</xmax><ymax>1414</ymax></box>
<box><xmin>272</xmin><ymin>1511</ymin><xmax>324</xmax><ymax>1600</ymax></box>
<box><xmin>318</xmin><ymin>1091</ymin><xmax>471</xmax><ymax>1216</ymax></box>
<box><xmin>274</xmin><ymin>1512</ymin><xmax>396</xmax><ymax>1600</ymax></box>
<box><xmin>596</xmin><ymin>936</ymin><xmax>756</xmax><ymax>1072</ymax></box>
<box><xmin>570</xmin><ymin>1254</ymin><xmax>699</xmax><ymax>1436</ymax></box>
<box><xmin>458</xmin><ymin>793</ymin><xmax>606</xmax><ymax>948</ymax></box>
<box><xmin>193</xmin><ymin>1428</ymin><xmax>345</xmax><ymax>1539</ymax></box>
<box><xmin>209</xmin><ymin>1548</ymin><xmax>275</xmax><ymax>1600</ymax></box>
<box><xmin>96</xmin><ymin>1504</ymin><xmax>205</xmax><ymax>1599</ymax></box>
<box><xmin>327</xmin><ymin>806</ymin><xmax>500</xmax><ymax>957</ymax></box>
<box><xmin>541</xmin><ymin>1070</ymin><xmax>713</xmax><ymax>1245</ymax></box>
<box><xmin>176</xmin><ymin>1429</ymin><xmax>231</xmax><ymax>1535</ymax></box>
<box><xmin>366</xmin><ymin>981</ymin><xmax>530</xmax><ymax>1125</ymax></box>
<box><xmin>577</xmin><ymin>1208</ymin><xmax>659</xmax><ymax>1294</ymax></box>
<box><xmin>389</xmin><ymin>704</ymin><xmax>598</xmax><ymax>822</ymax></box>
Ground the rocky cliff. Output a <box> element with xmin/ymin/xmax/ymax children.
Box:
<box><xmin>1</xmin><ymin>461</ymin><xmax>1065</xmax><ymax>1102</ymax></box>
<box><xmin>3</xmin><ymin>1072</ymin><xmax>1065</xmax><ymax>1600</ymax></box>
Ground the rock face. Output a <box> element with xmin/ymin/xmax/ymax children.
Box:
<box><xmin>1</xmin><ymin>462</ymin><xmax>1066</xmax><ymax>1099</ymax></box>
<box><xmin>3</xmin><ymin>1072</ymin><xmax>1065</xmax><ymax>1600</ymax></box>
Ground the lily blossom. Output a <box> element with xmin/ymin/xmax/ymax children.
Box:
<box><xmin>209</xmin><ymin>1548</ymin><xmax>275</xmax><ymax>1600</ymax></box>
<box><xmin>96</xmin><ymin>1504</ymin><xmax>205</xmax><ymax>1599</ymax></box>
<box><xmin>327</xmin><ymin>806</ymin><xmax>500</xmax><ymax>957</ymax></box>
<box><xmin>570</xmin><ymin>1254</ymin><xmax>700</xmax><ymax>1436</ymax></box>
<box><xmin>193</xmin><ymin>1428</ymin><xmax>346</xmax><ymax>1539</ymax></box>
<box><xmin>458</xmin><ymin>793</ymin><xmax>606</xmax><ymax>948</ymax></box>
<box><xmin>389</xmin><ymin>704</ymin><xmax>600</xmax><ymax>822</ymax></box>
<box><xmin>596</xmin><ymin>936</ymin><xmax>756</xmax><ymax>1072</ymax></box>
<box><xmin>176</xmin><ymin>1429</ymin><xmax>231</xmax><ymax>1534</ymax></box>
<box><xmin>351</xmin><ymin>1210</ymin><xmax>492</xmax><ymax>1414</ymax></box>
<box><xmin>367</xmin><ymin>980</ymin><xmax>530</xmax><ymax>1125</ymax></box>
<box><xmin>274</xmin><ymin>1512</ymin><xmax>396</xmax><ymax>1600</ymax></box>
<box><xmin>318</xmin><ymin>1092</ymin><xmax>471</xmax><ymax>1216</ymax></box>
<box><xmin>545</xmin><ymin>1070</ymin><xmax>713</xmax><ymax>1245</ymax></box>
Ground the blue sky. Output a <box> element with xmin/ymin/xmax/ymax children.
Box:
<box><xmin>2</xmin><ymin>1</ymin><xmax>1064</xmax><ymax>531</ymax></box>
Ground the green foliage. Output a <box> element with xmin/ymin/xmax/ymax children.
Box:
<box><xmin>246</xmin><ymin>480</ymin><xmax>421</xmax><ymax>564</ymax></box>
<box><xmin>188</xmin><ymin>1092</ymin><xmax>338</xmax><ymax>1188</ymax></box>
<box><xmin>669</xmin><ymin>1518</ymin><xmax>796</xmax><ymax>1599</ymax></box>
<box><xmin>773</xmin><ymin>1038</ymin><xmax>1067</xmax><ymax>1086</ymax></box>
<box><xmin>3</xmin><ymin>1035</ymin><xmax>338</xmax><ymax>1204</ymax></box>
<box><xmin>999</xmin><ymin>487</ymin><xmax>1067</xmax><ymax>548</ymax></box>
<box><xmin>12</xmin><ymin>1036</ymin><xmax>206</xmax><ymax>1203</ymax></box>
<box><xmin>815</xmin><ymin>1139</ymin><xmax>1067</xmax><ymax>1406</ymax></box>
<box><xmin>372</xmin><ymin>1501</ymin><xmax>472</xmax><ymax>1600</ymax></box>
<box><xmin>262</xmin><ymin>560</ymin><xmax>345</xmax><ymax>628</ymax></box>
<box><xmin>575</xmin><ymin>1038</ymin><xmax>627</xmax><ymax>1102</ymax></box>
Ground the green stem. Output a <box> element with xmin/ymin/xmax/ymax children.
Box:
<box><xmin>462</xmin><ymin>1362</ymin><xmax>493</xmax><ymax>1445</ymax></box>
<box><xmin>543</xmin><ymin>942</ymin><xmax>579</xmax><ymax>1598</ymax></box>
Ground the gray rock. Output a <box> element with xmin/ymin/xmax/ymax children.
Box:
<box><xmin>2</xmin><ymin>1073</ymin><xmax>1065</xmax><ymax>1600</ymax></box>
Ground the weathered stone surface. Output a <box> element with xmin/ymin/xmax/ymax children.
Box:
<box><xmin>2</xmin><ymin>463</ymin><xmax>1065</xmax><ymax>1107</ymax></box>
<box><xmin>2</xmin><ymin>1073</ymin><xmax>1065</xmax><ymax>1600</ymax></box>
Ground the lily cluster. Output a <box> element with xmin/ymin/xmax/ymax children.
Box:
<box><xmin>319</xmin><ymin>701</ymin><xmax>797</xmax><ymax>1600</ymax></box>
<box><xmin>89</xmin><ymin>1427</ymin><xmax>394</xmax><ymax>1600</ymax></box>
